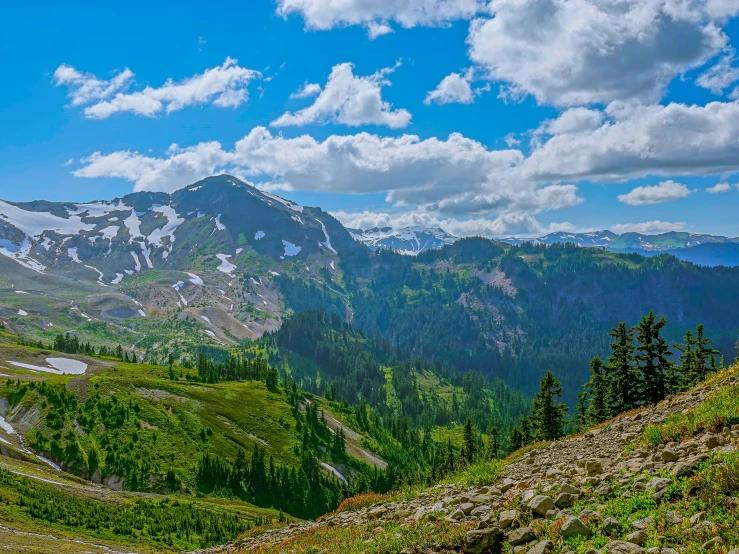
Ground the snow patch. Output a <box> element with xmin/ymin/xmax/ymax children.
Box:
<box><xmin>236</xmin><ymin>248</ymin><xmax>243</xmax><ymax>254</ymax></box>
<box><xmin>147</xmin><ymin>205</ymin><xmax>184</xmax><ymax>247</ymax></box>
<box><xmin>130</xmin><ymin>251</ymin><xmax>141</xmax><ymax>272</ymax></box>
<box><xmin>46</xmin><ymin>358</ymin><xmax>87</xmax><ymax>374</ymax></box>
<box><xmin>216</xmin><ymin>254</ymin><xmax>236</xmax><ymax>276</ymax></box>
<box><xmin>0</xmin><ymin>415</ymin><xmax>16</xmax><ymax>435</ymax></box>
<box><xmin>254</xmin><ymin>231</ymin><xmax>265</xmax><ymax>240</ymax></box>
<box><xmin>282</xmin><ymin>240</ymin><xmax>301</xmax><ymax>257</ymax></box>
<box><xmin>185</xmin><ymin>272</ymin><xmax>204</xmax><ymax>286</ymax></box>
<box><xmin>111</xmin><ymin>273</ymin><xmax>124</xmax><ymax>285</ymax></box>
<box><xmin>17</xmin><ymin>309</ymin><xmax>27</xmax><ymax>316</ymax></box>
<box><xmin>68</xmin><ymin>247</ymin><xmax>81</xmax><ymax>263</ymax></box>
<box><xmin>200</xmin><ymin>315</ymin><xmax>211</xmax><ymax>324</ymax></box>
<box><xmin>318</xmin><ymin>220</ymin><xmax>337</xmax><ymax>253</ymax></box>
<box><xmin>0</xmin><ymin>200</ymin><xmax>94</xmax><ymax>237</ymax></box>
<box><xmin>214</xmin><ymin>214</ymin><xmax>226</xmax><ymax>231</ymax></box>
<box><xmin>99</xmin><ymin>225</ymin><xmax>119</xmax><ymax>240</ymax></box>
<box><xmin>124</xmin><ymin>210</ymin><xmax>144</xmax><ymax>241</ymax></box>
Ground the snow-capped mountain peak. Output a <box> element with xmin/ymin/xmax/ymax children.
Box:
<box><xmin>350</xmin><ymin>226</ymin><xmax>457</xmax><ymax>255</ymax></box>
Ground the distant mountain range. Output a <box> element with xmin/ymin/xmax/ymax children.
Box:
<box><xmin>499</xmin><ymin>230</ymin><xmax>739</xmax><ymax>267</ymax></box>
<box><xmin>349</xmin><ymin>226</ymin><xmax>456</xmax><ymax>255</ymax></box>
<box><xmin>350</xmin><ymin>227</ymin><xmax>739</xmax><ymax>266</ymax></box>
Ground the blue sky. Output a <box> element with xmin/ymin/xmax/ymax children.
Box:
<box><xmin>3</xmin><ymin>0</ymin><xmax>739</xmax><ymax>237</ymax></box>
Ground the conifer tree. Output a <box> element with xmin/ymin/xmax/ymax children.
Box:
<box><xmin>636</xmin><ymin>311</ymin><xmax>671</xmax><ymax>405</ymax></box>
<box><xmin>585</xmin><ymin>356</ymin><xmax>609</xmax><ymax>425</ymax></box>
<box><xmin>574</xmin><ymin>391</ymin><xmax>589</xmax><ymax>432</ymax></box>
<box><xmin>463</xmin><ymin>419</ymin><xmax>476</xmax><ymax>463</ymax></box>
<box><xmin>507</xmin><ymin>426</ymin><xmax>522</xmax><ymax>453</ymax></box>
<box><xmin>531</xmin><ymin>371</ymin><xmax>568</xmax><ymax>441</ymax></box>
<box><xmin>519</xmin><ymin>415</ymin><xmax>534</xmax><ymax>446</ymax></box>
<box><xmin>487</xmin><ymin>425</ymin><xmax>501</xmax><ymax>459</ymax></box>
<box><xmin>607</xmin><ymin>322</ymin><xmax>638</xmax><ymax>414</ymax></box>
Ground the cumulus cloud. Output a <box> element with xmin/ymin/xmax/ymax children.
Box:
<box><xmin>275</xmin><ymin>0</ymin><xmax>485</xmax><ymax>37</ymax></box>
<box><xmin>617</xmin><ymin>180</ymin><xmax>693</xmax><ymax>206</ymax></box>
<box><xmin>272</xmin><ymin>62</ymin><xmax>411</xmax><ymax>128</ymax></box>
<box><xmin>467</xmin><ymin>0</ymin><xmax>735</xmax><ymax>107</ymax></box>
<box><xmin>707</xmin><ymin>182</ymin><xmax>733</xmax><ymax>193</ymax></box>
<box><xmin>54</xmin><ymin>58</ymin><xmax>260</xmax><ymax>119</ymax></box>
<box><xmin>53</xmin><ymin>65</ymin><xmax>134</xmax><ymax>106</ymax></box>
<box><xmin>331</xmin><ymin>209</ymin><xmax>571</xmax><ymax>238</ymax></box>
<box><xmin>538</xmin><ymin>108</ymin><xmax>604</xmax><ymax>136</ymax></box>
<box><xmin>290</xmin><ymin>82</ymin><xmax>322</xmax><ymax>98</ymax></box>
<box><xmin>697</xmin><ymin>50</ymin><xmax>739</xmax><ymax>94</ymax></box>
<box><xmin>523</xmin><ymin>101</ymin><xmax>739</xmax><ymax>183</ymax></box>
<box><xmin>424</xmin><ymin>68</ymin><xmax>489</xmax><ymax>105</ymax></box>
<box><xmin>72</xmin><ymin>127</ymin><xmax>585</xmax><ymax>220</ymax></box>
<box><xmin>611</xmin><ymin>220</ymin><xmax>686</xmax><ymax>234</ymax></box>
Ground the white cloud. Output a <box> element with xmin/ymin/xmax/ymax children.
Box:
<box><xmin>367</xmin><ymin>22</ymin><xmax>394</xmax><ymax>39</ymax></box>
<box><xmin>707</xmin><ymin>182</ymin><xmax>733</xmax><ymax>193</ymax></box>
<box><xmin>73</xmin><ymin>127</ymin><xmax>584</xmax><ymax>220</ymax></box>
<box><xmin>276</xmin><ymin>0</ymin><xmax>485</xmax><ymax>37</ymax></box>
<box><xmin>424</xmin><ymin>68</ymin><xmax>488</xmax><ymax>105</ymax></box>
<box><xmin>611</xmin><ymin>220</ymin><xmax>686</xmax><ymax>234</ymax></box>
<box><xmin>331</xmin><ymin>209</ymin><xmax>571</xmax><ymax>238</ymax></box>
<box><xmin>539</xmin><ymin>108</ymin><xmax>604</xmax><ymax>136</ymax></box>
<box><xmin>617</xmin><ymin>180</ymin><xmax>692</xmax><ymax>206</ymax></box>
<box><xmin>697</xmin><ymin>50</ymin><xmax>739</xmax><ymax>93</ymax></box>
<box><xmin>271</xmin><ymin>62</ymin><xmax>411</xmax><ymax>128</ymax></box>
<box><xmin>53</xmin><ymin>65</ymin><xmax>134</xmax><ymax>106</ymax></box>
<box><xmin>290</xmin><ymin>82</ymin><xmax>322</xmax><ymax>98</ymax></box>
<box><xmin>523</xmin><ymin>100</ymin><xmax>739</xmax><ymax>183</ymax></box>
<box><xmin>467</xmin><ymin>0</ymin><xmax>735</xmax><ymax>107</ymax></box>
<box><xmin>54</xmin><ymin>58</ymin><xmax>260</xmax><ymax>119</ymax></box>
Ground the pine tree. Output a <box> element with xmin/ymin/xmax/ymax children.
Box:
<box><xmin>530</xmin><ymin>371</ymin><xmax>568</xmax><ymax>441</ymax></box>
<box><xmin>507</xmin><ymin>426</ymin><xmax>522</xmax><ymax>453</ymax></box>
<box><xmin>463</xmin><ymin>419</ymin><xmax>476</xmax><ymax>463</ymax></box>
<box><xmin>487</xmin><ymin>425</ymin><xmax>501</xmax><ymax>459</ymax></box>
<box><xmin>519</xmin><ymin>415</ymin><xmax>534</xmax><ymax>446</ymax></box>
<box><xmin>574</xmin><ymin>391</ymin><xmax>589</xmax><ymax>432</ymax></box>
<box><xmin>446</xmin><ymin>439</ymin><xmax>455</xmax><ymax>473</ymax></box>
<box><xmin>607</xmin><ymin>322</ymin><xmax>638</xmax><ymax>415</ymax></box>
<box><xmin>585</xmin><ymin>356</ymin><xmax>609</xmax><ymax>425</ymax></box>
<box><xmin>636</xmin><ymin>311</ymin><xmax>670</xmax><ymax>405</ymax></box>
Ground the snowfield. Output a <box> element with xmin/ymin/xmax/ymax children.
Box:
<box><xmin>186</xmin><ymin>272</ymin><xmax>204</xmax><ymax>286</ymax></box>
<box><xmin>216</xmin><ymin>254</ymin><xmax>236</xmax><ymax>275</ymax></box>
<box><xmin>0</xmin><ymin>415</ymin><xmax>16</xmax><ymax>435</ymax></box>
<box><xmin>282</xmin><ymin>240</ymin><xmax>301</xmax><ymax>257</ymax></box>
<box><xmin>254</xmin><ymin>230</ymin><xmax>265</xmax><ymax>240</ymax></box>
<box><xmin>46</xmin><ymin>358</ymin><xmax>88</xmax><ymax>374</ymax></box>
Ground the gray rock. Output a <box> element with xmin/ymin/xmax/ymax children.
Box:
<box><xmin>528</xmin><ymin>495</ymin><xmax>555</xmax><ymax>517</ymax></box>
<box><xmin>626</xmin><ymin>530</ymin><xmax>648</xmax><ymax>545</ymax></box>
<box><xmin>560</xmin><ymin>516</ymin><xmax>592</xmax><ymax>538</ymax></box>
<box><xmin>663</xmin><ymin>511</ymin><xmax>683</xmax><ymax>525</ymax></box>
<box><xmin>603</xmin><ymin>517</ymin><xmax>622</xmax><ymax>535</ymax></box>
<box><xmin>631</xmin><ymin>516</ymin><xmax>654</xmax><ymax>530</ymax></box>
<box><xmin>470</xmin><ymin>505</ymin><xmax>492</xmax><ymax>517</ymax></box>
<box><xmin>499</xmin><ymin>509</ymin><xmax>520</xmax><ymax>529</ymax></box>
<box><xmin>586</xmin><ymin>460</ymin><xmax>604</xmax><ymax>475</ymax></box>
<box><xmin>449</xmin><ymin>508</ymin><xmax>465</xmax><ymax>521</ymax></box>
<box><xmin>555</xmin><ymin>492</ymin><xmax>576</xmax><ymax>508</ymax></box>
<box><xmin>560</xmin><ymin>483</ymin><xmax>579</xmax><ymax>495</ymax></box>
<box><xmin>527</xmin><ymin>540</ymin><xmax>554</xmax><ymax>554</ymax></box>
<box><xmin>702</xmin><ymin>536</ymin><xmax>724</xmax><ymax>550</ymax></box>
<box><xmin>689</xmin><ymin>511</ymin><xmax>706</xmax><ymax>525</ymax></box>
<box><xmin>605</xmin><ymin>541</ymin><xmax>646</xmax><ymax>554</ymax></box>
<box><xmin>646</xmin><ymin>477</ymin><xmax>671</xmax><ymax>492</ymax></box>
<box><xmin>463</xmin><ymin>526</ymin><xmax>504</xmax><ymax>554</ymax></box>
<box><xmin>508</xmin><ymin>526</ymin><xmax>536</xmax><ymax>546</ymax></box>
<box><xmin>460</xmin><ymin>502</ymin><xmax>475</xmax><ymax>515</ymax></box>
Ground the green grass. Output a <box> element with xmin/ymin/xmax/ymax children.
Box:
<box><xmin>643</xmin><ymin>382</ymin><xmax>739</xmax><ymax>446</ymax></box>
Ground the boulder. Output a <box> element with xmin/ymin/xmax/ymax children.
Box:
<box><xmin>528</xmin><ymin>540</ymin><xmax>554</xmax><ymax>554</ymax></box>
<box><xmin>463</xmin><ymin>526</ymin><xmax>504</xmax><ymax>554</ymax></box>
<box><xmin>606</xmin><ymin>540</ymin><xmax>646</xmax><ymax>553</ymax></box>
<box><xmin>508</xmin><ymin>526</ymin><xmax>536</xmax><ymax>546</ymax></box>
<box><xmin>560</xmin><ymin>516</ymin><xmax>592</xmax><ymax>538</ymax></box>
<box><xmin>528</xmin><ymin>495</ymin><xmax>555</xmax><ymax>517</ymax></box>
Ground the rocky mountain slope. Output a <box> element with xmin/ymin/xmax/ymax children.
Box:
<box><xmin>349</xmin><ymin>226</ymin><xmax>457</xmax><ymax>255</ymax></box>
<box><xmin>196</xmin><ymin>367</ymin><xmax>739</xmax><ymax>554</ymax></box>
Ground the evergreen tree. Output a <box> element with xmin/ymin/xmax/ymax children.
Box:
<box><xmin>530</xmin><ymin>371</ymin><xmax>568</xmax><ymax>441</ymax></box>
<box><xmin>519</xmin><ymin>415</ymin><xmax>534</xmax><ymax>446</ymax></box>
<box><xmin>636</xmin><ymin>312</ymin><xmax>671</xmax><ymax>405</ymax></box>
<box><xmin>462</xmin><ymin>419</ymin><xmax>476</xmax><ymax>463</ymax></box>
<box><xmin>507</xmin><ymin>426</ymin><xmax>522</xmax><ymax>453</ymax></box>
<box><xmin>574</xmin><ymin>391</ymin><xmax>589</xmax><ymax>432</ymax></box>
<box><xmin>607</xmin><ymin>322</ymin><xmax>638</xmax><ymax>414</ymax></box>
<box><xmin>585</xmin><ymin>357</ymin><xmax>609</xmax><ymax>425</ymax></box>
<box><xmin>487</xmin><ymin>425</ymin><xmax>501</xmax><ymax>459</ymax></box>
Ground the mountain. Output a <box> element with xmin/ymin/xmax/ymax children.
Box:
<box><xmin>501</xmin><ymin>230</ymin><xmax>739</xmax><ymax>266</ymax></box>
<box><xmin>0</xmin><ymin>175</ymin><xmax>357</xmax><ymax>353</ymax></box>
<box><xmin>349</xmin><ymin>226</ymin><xmax>457</xmax><ymax>255</ymax></box>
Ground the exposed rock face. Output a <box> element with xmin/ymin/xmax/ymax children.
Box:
<box><xmin>191</xmin><ymin>374</ymin><xmax>739</xmax><ymax>554</ymax></box>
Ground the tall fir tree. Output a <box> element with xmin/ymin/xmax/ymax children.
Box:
<box><xmin>636</xmin><ymin>312</ymin><xmax>671</xmax><ymax>405</ymax></box>
<box><xmin>463</xmin><ymin>419</ymin><xmax>476</xmax><ymax>463</ymax></box>
<box><xmin>585</xmin><ymin>356</ymin><xmax>610</xmax><ymax>425</ymax></box>
<box><xmin>530</xmin><ymin>371</ymin><xmax>568</xmax><ymax>441</ymax></box>
<box><xmin>487</xmin><ymin>425</ymin><xmax>501</xmax><ymax>459</ymax></box>
<box><xmin>607</xmin><ymin>322</ymin><xmax>638</xmax><ymax>414</ymax></box>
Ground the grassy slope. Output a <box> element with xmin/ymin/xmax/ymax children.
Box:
<box><xmin>230</xmin><ymin>365</ymin><xmax>739</xmax><ymax>554</ymax></box>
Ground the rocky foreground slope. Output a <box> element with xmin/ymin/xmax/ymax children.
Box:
<box><xmin>197</xmin><ymin>371</ymin><xmax>739</xmax><ymax>554</ymax></box>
